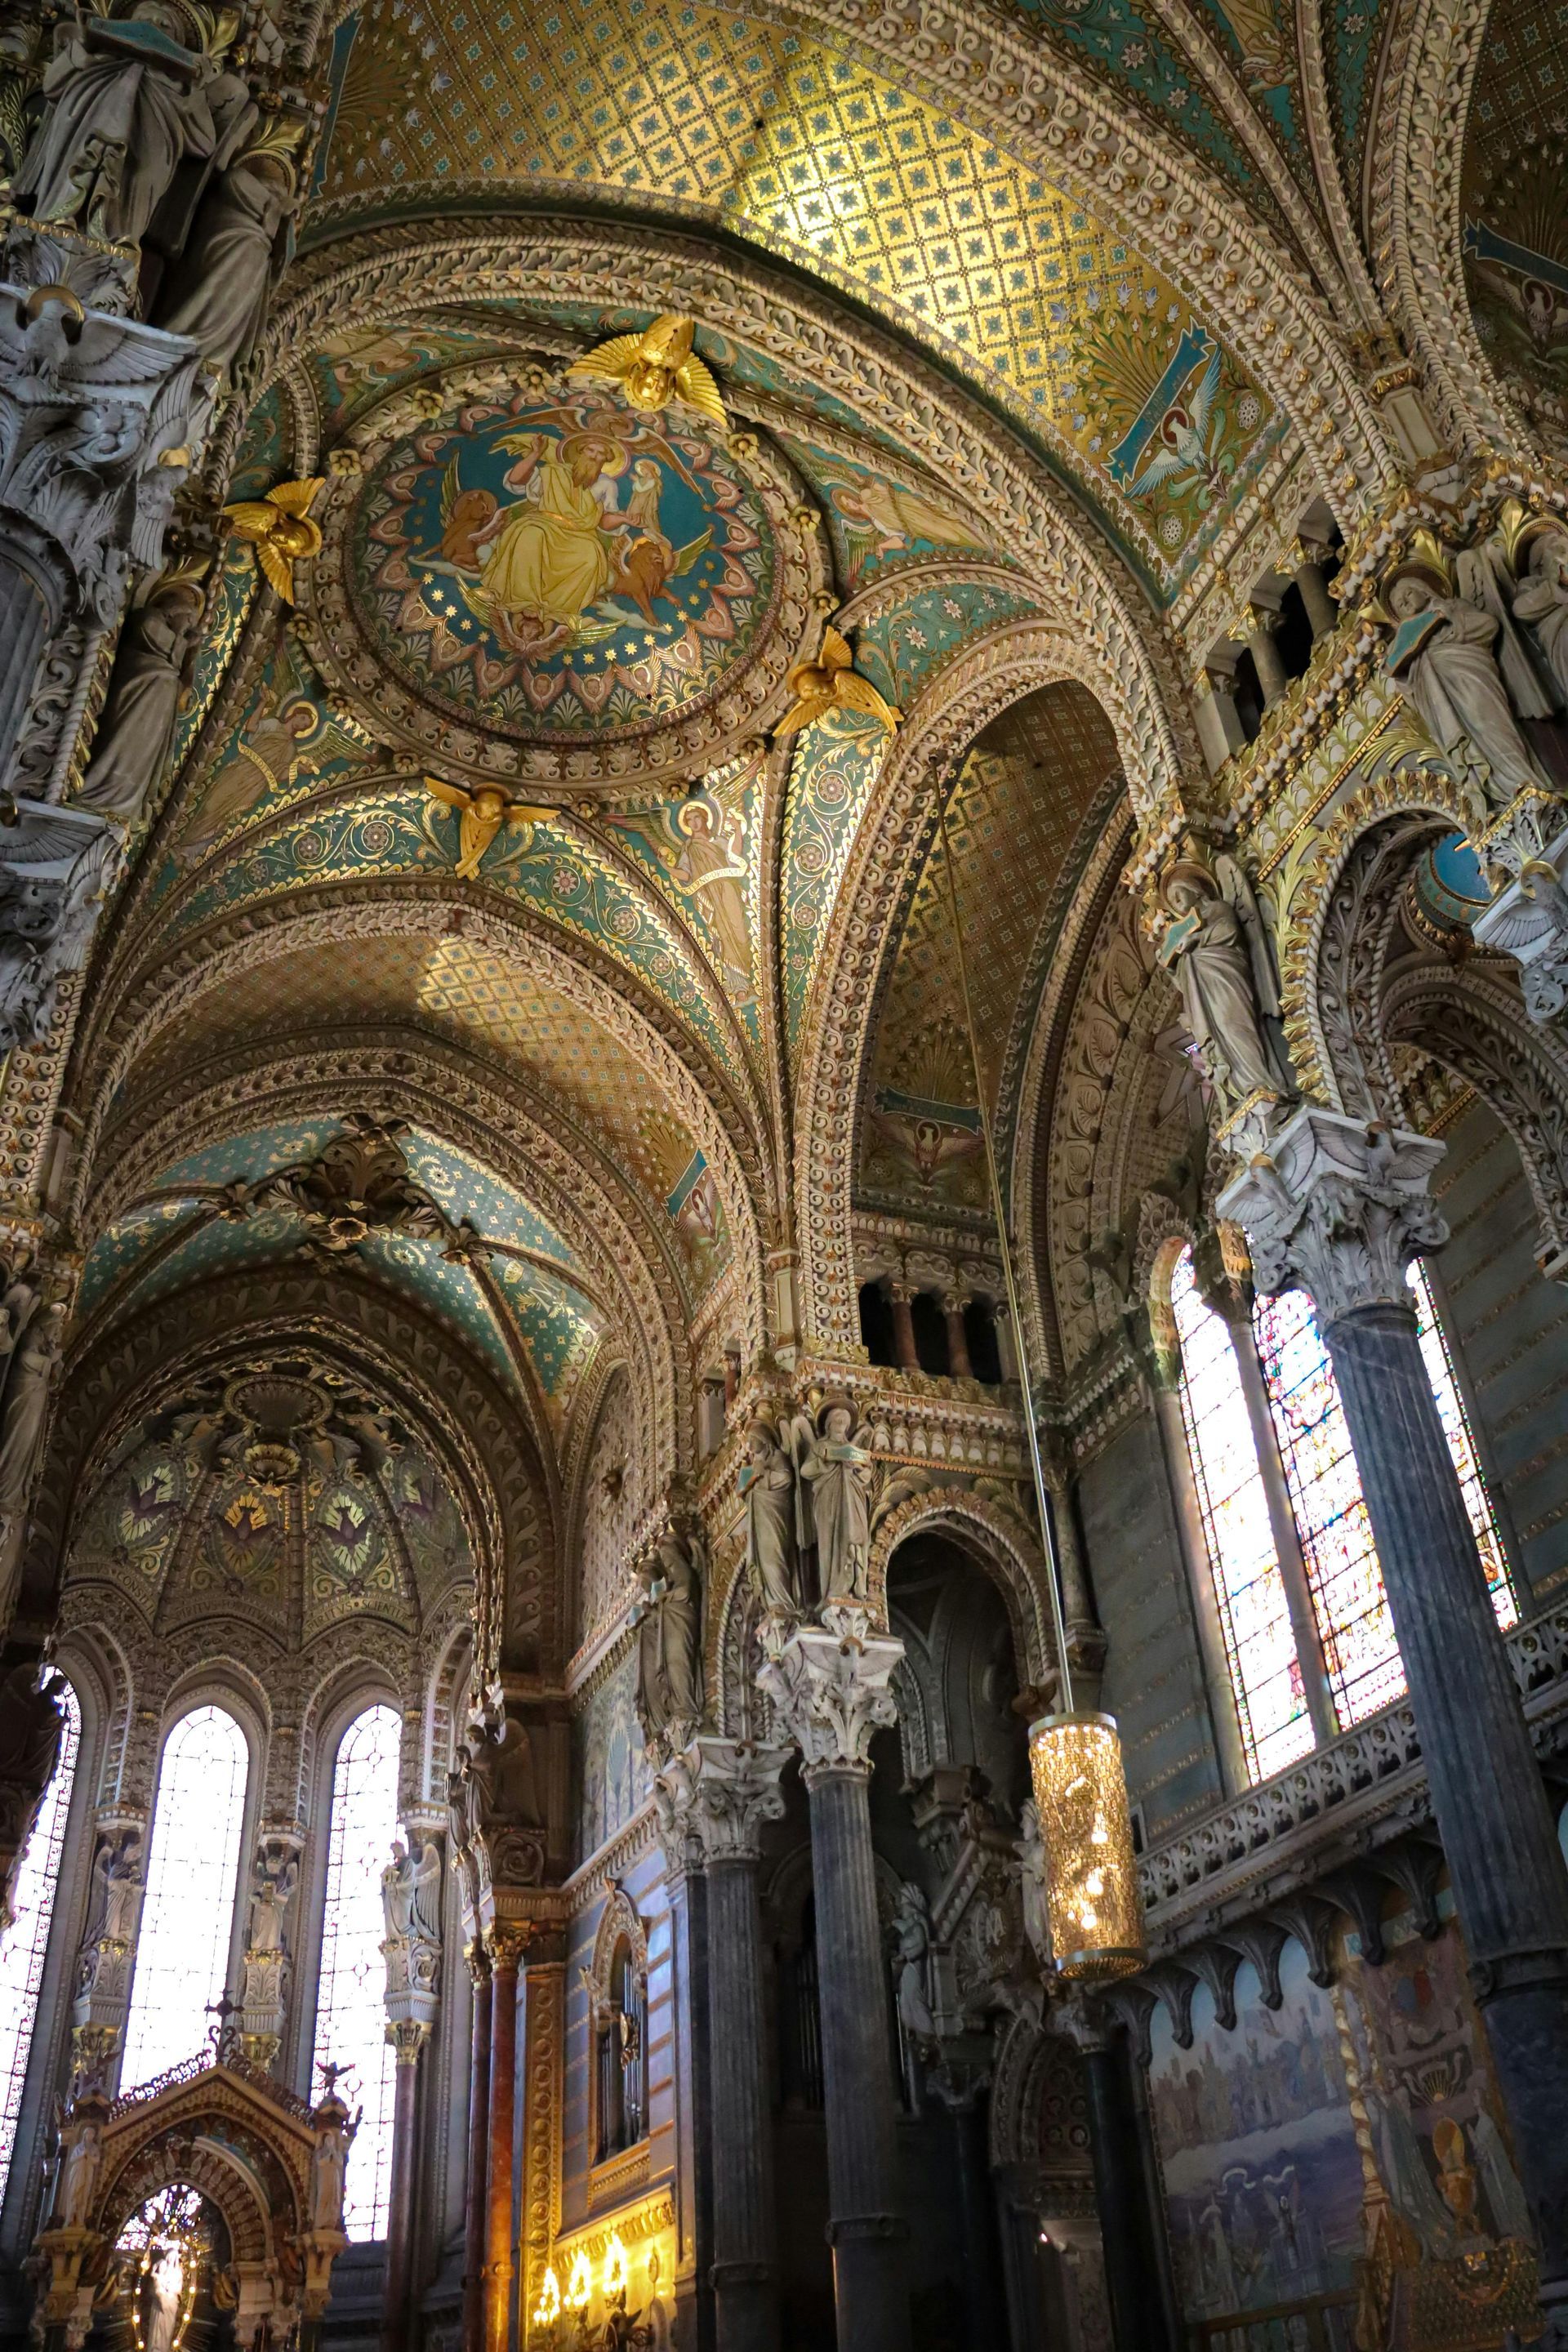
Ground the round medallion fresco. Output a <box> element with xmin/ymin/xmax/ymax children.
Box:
<box><xmin>310</xmin><ymin>378</ymin><xmax>819</xmax><ymax>791</ymax></box>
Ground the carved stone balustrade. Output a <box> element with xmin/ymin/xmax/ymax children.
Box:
<box><xmin>1137</xmin><ymin>1592</ymin><xmax>1568</xmax><ymax>1953</ymax></box>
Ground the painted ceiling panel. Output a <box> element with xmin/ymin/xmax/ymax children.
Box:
<box><xmin>311</xmin><ymin>0</ymin><xmax>1281</xmax><ymax>593</ymax></box>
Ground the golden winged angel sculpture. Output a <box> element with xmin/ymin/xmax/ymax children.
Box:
<box><xmin>221</xmin><ymin>478</ymin><xmax>326</xmax><ymax>602</ymax></box>
<box><xmin>425</xmin><ymin>779</ymin><xmax>553</xmax><ymax>878</ymax></box>
<box><xmin>773</xmin><ymin>625</ymin><xmax>902</xmax><ymax>742</ymax></box>
<box><xmin>568</xmin><ymin>313</ymin><xmax>728</xmax><ymax>427</ymax></box>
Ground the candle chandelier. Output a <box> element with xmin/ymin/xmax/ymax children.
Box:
<box><xmin>933</xmin><ymin>785</ymin><xmax>1146</xmax><ymax>1985</ymax></box>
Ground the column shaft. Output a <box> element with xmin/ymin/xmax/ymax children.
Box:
<box><xmin>1327</xmin><ymin>1303</ymin><xmax>1568</xmax><ymax>2332</ymax></box>
<box><xmin>462</xmin><ymin>1954</ymin><xmax>492</xmax><ymax>2352</ymax></box>
<box><xmin>484</xmin><ymin>1947</ymin><xmax>520</xmax><ymax>2352</ymax></box>
<box><xmin>706</xmin><ymin>1856</ymin><xmax>779</xmax><ymax>2352</ymax></box>
<box><xmin>1246</xmin><ymin>616</ymin><xmax>1289</xmax><ymax>706</ymax></box>
<box><xmin>1294</xmin><ymin>556</ymin><xmax>1338</xmax><ymax>639</ymax></box>
<box><xmin>888</xmin><ymin>1287</ymin><xmax>920</xmax><ymax>1374</ymax></box>
<box><xmin>382</xmin><ymin>2049</ymin><xmax>421</xmax><ymax>2352</ymax></box>
<box><xmin>941</xmin><ymin>1298</ymin><xmax>973</xmax><ymax>1380</ymax></box>
<box><xmin>804</xmin><ymin>1766</ymin><xmax>911</xmax><ymax>2352</ymax></box>
<box><xmin>669</xmin><ymin>1871</ymin><xmax>715</xmax><ymax>2352</ymax></box>
<box><xmin>1083</xmin><ymin>2043</ymin><xmax>1174</xmax><ymax>2352</ymax></box>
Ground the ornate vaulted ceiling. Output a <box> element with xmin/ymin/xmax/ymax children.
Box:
<box><xmin>305</xmin><ymin>0</ymin><xmax>1286</xmax><ymax>595</ymax></box>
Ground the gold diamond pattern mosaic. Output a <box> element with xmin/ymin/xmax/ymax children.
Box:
<box><xmin>318</xmin><ymin>0</ymin><xmax>1275</xmax><ymax>586</ymax></box>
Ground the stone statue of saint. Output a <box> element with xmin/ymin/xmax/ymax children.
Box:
<box><xmin>14</xmin><ymin>1</ymin><xmax>255</xmax><ymax>248</ymax></box>
<box><xmin>57</xmin><ymin>2118</ymin><xmax>101</xmax><ymax>2230</ymax></box>
<box><xmin>1018</xmin><ymin>1799</ymin><xmax>1051</xmax><ymax>1970</ymax></box>
<box><xmin>0</xmin><ymin>1248</ymin><xmax>38</xmax><ymax>1372</ymax></box>
<box><xmin>154</xmin><ymin>146</ymin><xmax>300</xmax><ymax>379</ymax></box>
<box><xmin>796</xmin><ymin>1401</ymin><xmax>875</xmax><ymax>1604</ymax></box>
<box><xmin>85</xmin><ymin>1829</ymin><xmax>142</xmax><ymax>1946</ymax></box>
<box><xmin>310</xmin><ymin>2118</ymin><xmax>350</xmax><ymax>2234</ymax></box>
<box><xmin>1157</xmin><ymin>853</ymin><xmax>1294</xmax><ymax>1111</ymax></box>
<box><xmin>0</xmin><ymin>1300</ymin><xmax>65</xmax><ymax>1615</ymax></box>
<box><xmin>1513</xmin><ymin>531</ymin><xmax>1568</xmax><ymax>706</ymax></box>
<box><xmin>631</xmin><ymin>1526</ymin><xmax>704</xmax><ymax>1744</ymax></box>
<box><xmin>76</xmin><ymin>574</ymin><xmax>206</xmax><ymax>820</ymax></box>
<box><xmin>890</xmin><ymin>1882</ymin><xmax>935</xmax><ymax>2044</ymax></box>
<box><xmin>249</xmin><ymin>1846</ymin><xmax>298</xmax><ymax>1953</ymax></box>
<box><xmin>1385</xmin><ymin>573</ymin><xmax>1557</xmax><ymax>805</ymax></box>
<box><xmin>738</xmin><ymin>1419</ymin><xmax>800</xmax><ymax>1615</ymax></box>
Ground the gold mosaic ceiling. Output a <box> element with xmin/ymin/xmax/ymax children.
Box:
<box><xmin>314</xmin><ymin>0</ymin><xmax>1280</xmax><ymax>590</ymax></box>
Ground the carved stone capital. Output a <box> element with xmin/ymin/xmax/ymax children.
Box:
<box><xmin>1217</xmin><ymin>1107</ymin><xmax>1446</xmax><ymax>1326</ymax></box>
<box><xmin>756</xmin><ymin>1603</ymin><xmax>903</xmax><ymax>1781</ymax></box>
<box><xmin>653</xmin><ymin>1736</ymin><xmax>791</xmax><ymax>1869</ymax></box>
<box><xmin>385</xmin><ymin>2017</ymin><xmax>432</xmax><ymax>2067</ymax></box>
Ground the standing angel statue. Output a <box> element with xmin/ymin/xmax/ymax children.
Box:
<box><xmin>381</xmin><ymin>1839</ymin><xmax>442</xmax><ymax>1947</ymax></box>
<box><xmin>1157</xmin><ymin>852</ymin><xmax>1294</xmax><ymax>1115</ymax></box>
<box><xmin>793</xmin><ymin>1399</ymin><xmax>875</xmax><ymax>1606</ymax></box>
<box><xmin>631</xmin><ymin>1526</ymin><xmax>704</xmax><ymax>1747</ymax></box>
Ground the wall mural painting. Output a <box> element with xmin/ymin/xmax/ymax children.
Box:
<box><xmin>600</xmin><ymin>778</ymin><xmax>761</xmax><ymax>1035</ymax></box>
<box><xmin>1464</xmin><ymin>142</ymin><xmax>1568</xmax><ymax>418</ymax></box>
<box><xmin>1150</xmin><ymin>1918</ymin><xmax>1539</xmax><ymax>2343</ymax></box>
<box><xmin>666</xmin><ymin>1147</ymin><xmax>729</xmax><ymax>1290</ymax></box>
<box><xmin>782</xmin><ymin>438</ymin><xmax>996</xmax><ymax>592</ymax></box>
<box><xmin>781</xmin><ymin>726</ymin><xmax>886</xmax><ymax>1055</ymax></box>
<box><xmin>572</xmin><ymin>1652</ymin><xmax>648</xmax><ymax>1867</ymax></box>
<box><xmin>69</xmin><ymin>1429</ymin><xmax>194</xmax><ymax>1604</ymax></box>
<box><xmin>354</xmin><ymin>387</ymin><xmax>775</xmax><ymax>742</ymax></box>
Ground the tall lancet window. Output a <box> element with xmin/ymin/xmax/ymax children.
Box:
<box><xmin>0</xmin><ymin>1677</ymin><xmax>81</xmax><ymax>2204</ymax></box>
<box><xmin>1169</xmin><ymin>1248</ymin><xmax>1314</xmax><ymax>1783</ymax></box>
<box><xmin>1408</xmin><ymin>1258</ymin><xmax>1516</xmax><ymax>1628</ymax></box>
<box><xmin>122</xmin><ymin>1704</ymin><xmax>249</xmax><ymax>2088</ymax></box>
<box><xmin>313</xmin><ymin>1703</ymin><xmax>401</xmax><ymax>2241</ymax></box>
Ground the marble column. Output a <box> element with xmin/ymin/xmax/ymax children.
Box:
<box><xmin>1054</xmin><ymin>2002</ymin><xmax>1174</xmax><ymax>2352</ymax></box>
<box><xmin>1222</xmin><ymin>1110</ymin><xmax>1568</xmax><ymax>2348</ymax></box>
<box><xmin>517</xmin><ymin>1937</ymin><xmax>564</xmax><ymax>2342</ymax></box>
<box><xmin>1244</xmin><ymin>606</ymin><xmax>1290</xmax><ymax>708</ymax></box>
<box><xmin>663</xmin><ymin>1739</ymin><xmax>790</xmax><ymax>2352</ymax></box>
<box><xmin>382</xmin><ymin>2022</ymin><xmax>429</xmax><ymax>2352</ymax></box>
<box><xmin>759</xmin><ymin>1608</ymin><xmax>911</xmax><ymax>2352</ymax></box>
<box><xmin>1293</xmin><ymin>548</ymin><xmax>1339</xmax><ymax>639</ymax></box>
<box><xmin>483</xmin><ymin>1927</ymin><xmax>524</xmax><ymax>2352</ymax></box>
<box><xmin>461</xmin><ymin>1942</ymin><xmax>492</xmax><ymax>2352</ymax></box>
<box><xmin>887</xmin><ymin>1283</ymin><xmax>920</xmax><ymax>1374</ymax></box>
<box><xmin>940</xmin><ymin>1294</ymin><xmax>973</xmax><ymax>1381</ymax></box>
<box><xmin>653</xmin><ymin>1768</ymin><xmax>715</xmax><ymax>2351</ymax></box>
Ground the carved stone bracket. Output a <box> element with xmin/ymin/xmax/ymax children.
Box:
<box><xmin>1217</xmin><ymin>1106</ymin><xmax>1446</xmax><ymax>1324</ymax></box>
<box><xmin>755</xmin><ymin>1602</ymin><xmax>903</xmax><ymax>1780</ymax></box>
<box><xmin>652</xmin><ymin>1735</ymin><xmax>790</xmax><ymax>1870</ymax></box>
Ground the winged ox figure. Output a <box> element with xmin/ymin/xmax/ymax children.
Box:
<box><xmin>221</xmin><ymin>476</ymin><xmax>325</xmax><ymax>601</ymax></box>
<box><xmin>568</xmin><ymin>312</ymin><xmax>728</xmax><ymax>427</ymax></box>
<box><xmin>773</xmin><ymin>625</ymin><xmax>902</xmax><ymax>742</ymax></box>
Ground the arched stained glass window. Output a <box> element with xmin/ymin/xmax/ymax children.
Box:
<box><xmin>313</xmin><ymin>1704</ymin><xmax>401</xmax><ymax>2242</ymax></box>
<box><xmin>1253</xmin><ymin>1289</ymin><xmax>1402</xmax><ymax>1726</ymax></box>
<box><xmin>122</xmin><ymin>1705</ymin><xmax>249</xmax><ymax>2090</ymax></box>
<box><xmin>1169</xmin><ymin>1250</ymin><xmax>1314</xmax><ymax>1784</ymax></box>
<box><xmin>1408</xmin><ymin>1258</ymin><xmax>1517</xmax><ymax>1628</ymax></box>
<box><xmin>0</xmin><ymin>1677</ymin><xmax>81</xmax><ymax>2205</ymax></box>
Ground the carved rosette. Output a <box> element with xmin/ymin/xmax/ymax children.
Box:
<box><xmin>755</xmin><ymin>1602</ymin><xmax>903</xmax><ymax>1783</ymax></box>
<box><xmin>653</xmin><ymin>1735</ymin><xmax>790</xmax><ymax>1869</ymax></box>
<box><xmin>1217</xmin><ymin>1107</ymin><xmax>1447</xmax><ymax>1327</ymax></box>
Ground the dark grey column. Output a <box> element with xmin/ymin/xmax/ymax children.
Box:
<box><xmin>664</xmin><ymin>1843</ymin><xmax>715</xmax><ymax>2352</ymax></box>
<box><xmin>1054</xmin><ymin>2000</ymin><xmax>1175</xmax><ymax>2352</ymax></box>
<box><xmin>461</xmin><ymin>1942</ymin><xmax>491</xmax><ymax>2352</ymax></box>
<box><xmin>759</xmin><ymin>1612</ymin><xmax>911</xmax><ymax>2352</ymax></box>
<box><xmin>1223</xmin><ymin>1111</ymin><xmax>1568</xmax><ymax>2350</ymax></box>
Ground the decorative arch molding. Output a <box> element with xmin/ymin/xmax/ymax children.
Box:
<box><xmin>869</xmin><ymin>1490</ymin><xmax>1056</xmax><ymax>1692</ymax></box>
<box><xmin>586</xmin><ymin>1882</ymin><xmax>650</xmax><ymax>2000</ymax></box>
<box><xmin>78</xmin><ymin>1036</ymin><xmax>693</xmax><ymax>1490</ymax></box>
<box><xmin>30</xmin><ymin>1277</ymin><xmax>553</xmax><ymax>1688</ymax></box>
<box><xmin>1368</xmin><ymin>0</ymin><xmax>1538</xmax><ymax>462</ymax></box>
<box><xmin>1274</xmin><ymin>761</ymin><xmax>1475</xmax><ymax>1108</ymax></box>
<box><xmin>1381</xmin><ymin>959</ymin><xmax>1568</xmax><ymax>1264</ymax></box>
<box><xmin>794</xmin><ymin>626</ymin><xmax>1138</xmax><ymax>1353</ymax></box>
<box><xmin>69</xmin><ymin>890</ymin><xmax>770</xmax><ymax>1363</ymax></box>
<box><xmin>272</xmin><ymin>20</ymin><xmax>1392</xmax><ymax>519</ymax></box>
<box><xmin>254</xmin><ymin>220</ymin><xmax>1196</xmax><ymax>800</ymax></box>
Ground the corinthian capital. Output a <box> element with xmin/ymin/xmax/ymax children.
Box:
<box><xmin>1217</xmin><ymin>1107</ymin><xmax>1446</xmax><ymax>1327</ymax></box>
<box><xmin>757</xmin><ymin>1603</ymin><xmax>903</xmax><ymax>1782</ymax></box>
<box><xmin>653</xmin><ymin>1737</ymin><xmax>790</xmax><ymax>1869</ymax></box>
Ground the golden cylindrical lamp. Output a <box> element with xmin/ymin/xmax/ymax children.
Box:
<box><xmin>1027</xmin><ymin>1711</ymin><xmax>1147</xmax><ymax>1980</ymax></box>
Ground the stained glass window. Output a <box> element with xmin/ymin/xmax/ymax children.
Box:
<box><xmin>1408</xmin><ymin>1259</ymin><xmax>1517</xmax><ymax>1628</ymax></box>
<box><xmin>1170</xmin><ymin>1250</ymin><xmax>1313</xmax><ymax>1784</ymax></box>
<box><xmin>122</xmin><ymin>1706</ymin><xmax>249</xmax><ymax>2089</ymax></box>
<box><xmin>313</xmin><ymin>1704</ymin><xmax>401</xmax><ymax>2241</ymax></box>
<box><xmin>1254</xmin><ymin>1288</ymin><xmax>1403</xmax><ymax>1726</ymax></box>
<box><xmin>0</xmin><ymin>1677</ymin><xmax>80</xmax><ymax>2206</ymax></box>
